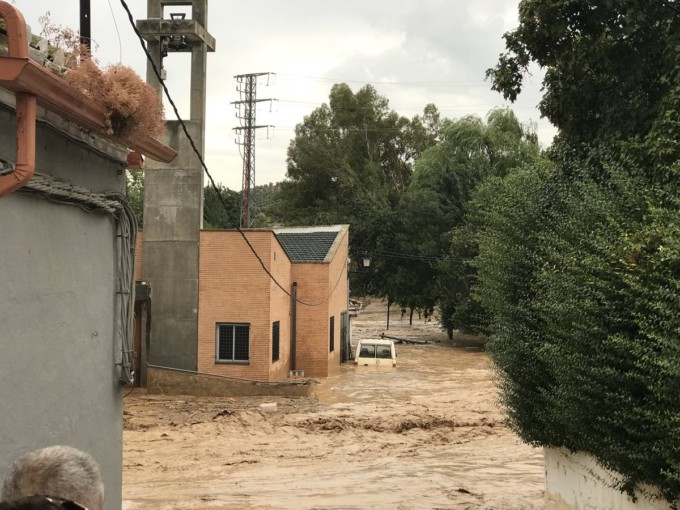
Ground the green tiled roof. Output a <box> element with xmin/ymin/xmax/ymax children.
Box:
<box><xmin>275</xmin><ymin>231</ymin><xmax>340</xmax><ymax>262</ymax></box>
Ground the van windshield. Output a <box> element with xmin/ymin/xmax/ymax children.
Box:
<box><xmin>358</xmin><ymin>344</ymin><xmax>392</xmax><ymax>358</ymax></box>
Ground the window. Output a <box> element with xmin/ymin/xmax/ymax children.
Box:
<box><xmin>359</xmin><ymin>344</ymin><xmax>375</xmax><ymax>357</ymax></box>
<box><xmin>377</xmin><ymin>346</ymin><xmax>392</xmax><ymax>359</ymax></box>
<box><xmin>272</xmin><ymin>321</ymin><xmax>280</xmax><ymax>362</ymax></box>
<box><xmin>216</xmin><ymin>323</ymin><xmax>249</xmax><ymax>363</ymax></box>
<box><xmin>329</xmin><ymin>316</ymin><xmax>335</xmax><ymax>352</ymax></box>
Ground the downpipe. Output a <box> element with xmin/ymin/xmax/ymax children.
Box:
<box><xmin>0</xmin><ymin>1</ymin><xmax>36</xmax><ymax>197</ymax></box>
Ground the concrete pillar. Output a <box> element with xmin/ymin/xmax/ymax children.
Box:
<box><xmin>140</xmin><ymin>0</ymin><xmax>212</xmax><ymax>371</ymax></box>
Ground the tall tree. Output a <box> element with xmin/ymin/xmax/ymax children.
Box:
<box><xmin>273</xmin><ymin>83</ymin><xmax>440</xmax><ymax>296</ymax></box>
<box><xmin>388</xmin><ymin>109</ymin><xmax>541</xmax><ymax>332</ymax></box>
<box><xmin>486</xmin><ymin>0</ymin><xmax>679</xmax><ymax>154</ymax></box>
<box><xmin>478</xmin><ymin>0</ymin><xmax>680</xmax><ymax>500</ymax></box>
<box><xmin>203</xmin><ymin>183</ymin><xmax>241</xmax><ymax>229</ymax></box>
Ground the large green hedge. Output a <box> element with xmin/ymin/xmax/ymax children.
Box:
<box><xmin>475</xmin><ymin>161</ymin><xmax>680</xmax><ymax>501</ymax></box>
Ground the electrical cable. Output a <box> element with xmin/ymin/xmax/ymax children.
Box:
<box><xmin>373</xmin><ymin>249</ymin><xmax>439</xmax><ymax>261</ymax></box>
<box><xmin>106</xmin><ymin>0</ymin><xmax>123</xmax><ymax>63</ymax></box>
<box><xmin>275</xmin><ymin>73</ymin><xmax>489</xmax><ymax>87</ymax></box>
<box><xmin>112</xmin><ymin>193</ymin><xmax>137</xmax><ymax>385</ymax></box>
<box><xmin>118</xmin><ymin>0</ymin><xmax>344</xmax><ymax>308</ymax></box>
<box><xmin>277</xmin><ymin>99</ymin><xmax>496</xmax><ymax>110</ymax></box>
<box><xmin>18</xmin><ymin>174</ymin><xmax>137</xmax><ymax>385</ymax></box>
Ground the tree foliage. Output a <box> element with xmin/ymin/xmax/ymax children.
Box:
<box><xmin>486</xmin><ymin>0</ymin><xmax>680</xmax><ymax>152</ymax></box>
<box><xmin>397</xmin><ymin>109</ymin><xmax>542</xmax><ymax>335</ymax></box>
<box><xmin>203</xmin><ymin>183</ymin><xmax>241</xmax><ymax>229</ymax></box>
<box><xmin>125</xmin><ymin>170</ymin><xmax>144</xmax><ymax>228</ymax></box>
<box><xmin>478</xmin><ymin>0</ymin><xmax>680</xmax><ymax>500</ymax></box>
<box><xmin>271</xmin><ymin>83</ymin><xmax>441</xmax><ymax>295</ymax></box>
<box><xmin>476</xmin><ymin>162</ymin><xmax>680</xmax><ymax>500</ymax></box>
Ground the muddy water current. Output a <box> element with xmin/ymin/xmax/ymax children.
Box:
<box><xmin>122</xmin><ymin>317</ymin><xmax>545</xmax><ymax>509</ymax></box>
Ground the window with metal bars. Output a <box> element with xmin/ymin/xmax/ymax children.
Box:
<box><xmin>272</xmin><ymin>321</ymin><xmax>280</xmax><ymax>362</ymax></box>
<box><xmin>216</xmin><ymin>323</ymin><xmax>250</xmax><ymax>363</ymax></box>
<box><xmin>329</xmin><ymin>316</ymin><xmax>335</xmax><ymax>352</ymax></box>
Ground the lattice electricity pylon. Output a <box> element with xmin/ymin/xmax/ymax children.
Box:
<box><xmin>232</xmin><ymin>72</ymin><xmax>275</xmax><ymax>228</ymax></box>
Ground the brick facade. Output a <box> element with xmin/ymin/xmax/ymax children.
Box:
<box><xmin>293</xmin><ymin>229</ymin><xmax>349</xmax><ymax>377</ymax></box>
<box><xmin>138</xmin><ymin>227</ymin><xmax>349</xmax><ymax>382</ymax></box>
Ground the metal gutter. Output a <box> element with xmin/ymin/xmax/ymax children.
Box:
<box><xmin>0</xmin><ymin>57</ymin><xmax>177</xmax><ymax>163</ymax></box>
<box><xmin>0</xmin><ymin>57</ymin><xmax>109</xmax><ymax>133</ymax></box>
<box><xmin>0</xmin><ymin>1</ymin><xmax>176</xmax><ymax>194</ymax></box>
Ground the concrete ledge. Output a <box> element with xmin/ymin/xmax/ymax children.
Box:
<box><xmin>545</xmin><ymin>448</ymin><xmax>675</xmax><ymax>510</ymax></box>
<box><xmin>147</xmin><ymin>366</ymin><xmax>313</xmax><ymax>397</ymax></box>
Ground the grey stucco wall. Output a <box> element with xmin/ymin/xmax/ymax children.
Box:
<box><xmin>142</xmin><ymin>120</ymin><xmax>203</xmax><ymax>372</ymax></box>
<box><xmin>0</xmin><ymin>97</ymin><xmax>126</xmax><ymax>509</ymax></box>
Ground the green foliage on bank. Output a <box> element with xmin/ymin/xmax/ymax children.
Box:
<box><xmin>475</xmin><ymin>160</ymin><xmax>680</xmax><ymax>500</ymax></box>
<box><xmin>478</xmin><ymin>0</ymin><xmax>680</xmax><ymax>501</ymax></box>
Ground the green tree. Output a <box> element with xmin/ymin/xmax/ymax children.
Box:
<box><xmin>203</xmin><ymin>183</ymin><xmax>241</xmax><ymax>229</ymax></box>
<box><xmin>486</xmin><ymin>0</ymin><xmax>680</xmax><ymax>154</ymax></box>
<box><xmin>479</xmin><ymin>0</ymin><xmax>680</xmax><ymax>500</ymax></box>
<box><xmin>391</xmin><ymin>109</ymin><xmax>541</xmax><ymax>334</ymax></box>
<box><xmin>273</xmin><ymin>83</ymin><xmax>440</xmax><ymax>296</ymax></box>
<box><xmin>125</xmin><ymin>169</ymin><xmax>144</xmax><ymax>227</ymax></box>
<box><xmin>476</xmin><ymin>161</ymin><xmax>680</xmax><ymax>500</ymax></box>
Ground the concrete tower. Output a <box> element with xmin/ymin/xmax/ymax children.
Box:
<box><xmin>137</xmin><ymin>1</ymin><xmax>215</xmax><ymax>371</ymax></box>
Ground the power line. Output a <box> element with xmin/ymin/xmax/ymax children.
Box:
<box><xmin>277</xmin><ymin>99</ymin><xmax>497</xmax><ymax>110</ymax></box>
<box><xmin>275</xmin><ymin>73</ymin><xmax>489</xmax><ymax>87</ymax></box>
<box><xmin>118</xmin><ymin>0</ymin><xmax>344</xmax><ymax>308</ymax></box>
<box><xmin>106</xmin><ymin>0</ymin><xmax>123</xmax><ymax>63</ymax></box>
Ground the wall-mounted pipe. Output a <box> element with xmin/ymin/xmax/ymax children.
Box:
<box><xmin>0</xmin><ymin>1</ymin><xmax>36</xmax><ymax>197</ymax></box>
<box><xmin>290</xmin><ymin>282</ymin><xmax>298</xmax><ymax>371</ymax></box>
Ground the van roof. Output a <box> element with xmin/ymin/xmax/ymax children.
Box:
<box><xmin>357</xmin><ymin>338</ymin><xmax>394</xmax><ymax>345</ymax></box>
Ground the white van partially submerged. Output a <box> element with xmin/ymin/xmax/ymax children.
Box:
<box><xmin>354</xmin><ymin>338</ymin><xmax>397</xmax><ymax>368</ymax></box>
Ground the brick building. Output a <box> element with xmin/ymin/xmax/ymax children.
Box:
<box><xmin>137</xmin><ymin>225</ymin><xmax>350</xmax><ymax>381</ymax></box>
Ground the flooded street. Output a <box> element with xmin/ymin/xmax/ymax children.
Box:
<box><xmin>122</xmin><ymin>303</ymin><xmax>545</xmax><ymax>509</ymax></box>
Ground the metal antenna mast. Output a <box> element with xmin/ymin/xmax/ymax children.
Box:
<box><xmin>232</xmin><ymin>72</ymin><xmax>275</xmax><ymax>228</ymax></box>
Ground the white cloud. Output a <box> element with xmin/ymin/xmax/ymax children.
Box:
<box><xmin>12</xmin><ymin>0</ymin><xmax>556</xmax><ymax>190</ymax></box>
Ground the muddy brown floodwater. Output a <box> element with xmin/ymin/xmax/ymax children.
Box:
<box><xmin>122</xmin><ymin>301</ymin><xmax>545</xmax><ymax>509</ymax></box>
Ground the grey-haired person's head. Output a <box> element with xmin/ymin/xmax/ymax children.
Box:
<box><xmin>1</xmin><ymin>446</ymin><xmax>103</xmax><ymax>510</ymax></box>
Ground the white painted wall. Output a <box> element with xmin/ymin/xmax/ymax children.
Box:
<box><xmin>545</xmin><ymin>448</ymin><xmax>675</xmax><ymax>510</ymax></box>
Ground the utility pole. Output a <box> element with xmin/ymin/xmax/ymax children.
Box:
<box><xmin>79</xmin><ymin>0</ymin><xmax>90</xmax><ymax>48</ymax></box>
<box><xmin>232</xmin><ymin>73</ymin><xmax>275</xmax><ymax>228</ymax></box>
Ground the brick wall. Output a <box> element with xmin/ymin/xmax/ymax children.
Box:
<box><xmin>138</xmin><ymin>227</ymin><xmax>348</xmax><ymax>381</ymax></box>
<box><xmin>135</xmin><ymin>232</ymin><xmax>143</xmax><ymax>280</ymax></box>
<box><xmin>268</xmin><ymin>236</ymin><xmax>293</xmax><ymax>380</ymax></box>
<box><xmin>292</xmin><ymin>262</ymin><xmax>329</xmax><ymax>377</ymax></box>
<box><xmin>197</xmin><ymin>231</ymin><xmax>291</xmax><ymax>381</ymax></box>
<box><xmin>293</xmin><ymin>228</ymin><xmax>349</xmax><ymax>377</ymax></box>
<box><xmin>326</xmin><ymin>228</ymin><xmax>349</xmax><ymax>375</ymax></box>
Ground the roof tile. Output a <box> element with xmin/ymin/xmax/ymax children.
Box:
<box><xmin>275</xmin><ymin>231</ymin><xmax>339</xmax><ymax>262</ymax></box>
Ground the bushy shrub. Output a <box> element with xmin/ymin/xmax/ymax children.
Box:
<box><xmin>476</xmin><ymin>160</ymin><xmax>680</xmax><ymax>501</ymax></box>
<box><xmin>38</xmin><ymin>11</ymin><xmax>165</xmax><ymax>140</ymax></box>
<box><xmin>65</xmin><ymin>62</ymin><xmax>165</xmax><ymax>140</ymax></box>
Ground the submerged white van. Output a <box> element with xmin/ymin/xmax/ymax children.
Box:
<box><xmin>354</xmin><ymin>338</ymin><xmax>397</xmax><ymax>367</ymax></box>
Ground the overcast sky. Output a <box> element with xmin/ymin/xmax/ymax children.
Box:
<box><xmin>13</xmin><ymin>0</ymin><xmax>555</xmax><ymax>190</ymax></box>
